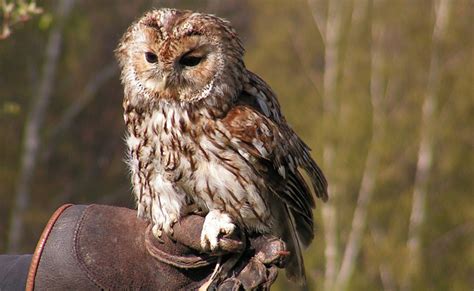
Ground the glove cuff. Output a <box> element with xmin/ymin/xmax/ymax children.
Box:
<box><xmin>26</xmin><ymin>204</ymin><xmax>74</xmax><ymax>291</ymax></box>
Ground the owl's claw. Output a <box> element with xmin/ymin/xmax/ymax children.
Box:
<box><xmin>167</xmin><ymin>218</ymin><xmax>179</xmax><ymax>242</ymax></box>
<box><xmin>152</xmin><ymin>224</ymin><xmax>164</xmax><ymax>243</ymax></box>
<box><xmin>200</xmin><ymin>210</ymin><xmax>236</xmax><ymax>252</ymax></box>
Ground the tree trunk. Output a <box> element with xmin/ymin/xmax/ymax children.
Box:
<box><xmin>402</xmin><ymin>0</ymin><xmax>451</xmax><ymax>289</ymax></box>
<box><xmin>334</xmin><ymin>0</ymin><xmax>386</xmax><ymax>287</ymax></box>
<box><xmin>7</xmin><ymin>0</ymin><xmax>75</xmax><ymax>253</ymax></box>
<box><xmin>313</xmin><ymin>0</ymin><xmax>345</xmax><ymax>289</ymax></box>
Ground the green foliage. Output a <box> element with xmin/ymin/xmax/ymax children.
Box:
<box><xmin>37</xmin><ymin>12</ymin><xmax>52</xmax><ymax>31</ymax></box>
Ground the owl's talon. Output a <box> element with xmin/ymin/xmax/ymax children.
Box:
<box><xmin>152</xmin><ymin>224</ymin><xmax>164</xmax><ymax>243</ymax></box>
<box><xmin>167</xmin><ymin>229</ymin><xmax>176</xmax><ymax>242</ymax></box>
<box><xmin>168</xmin><ymin>221</ymin><xmax>177</xmax><ymax>242</ymax></box>
<box><xmin>201</xmin><ymin>210</ymin><xmax>236</xmax><ymax>252</ymax></box>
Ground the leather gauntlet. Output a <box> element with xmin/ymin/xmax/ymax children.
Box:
<box><xmin>26</xmin><ymin>204</ymin><xmax>287</xmax><ymax>290</ymax></box>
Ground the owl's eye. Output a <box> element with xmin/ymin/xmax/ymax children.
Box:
<box><xmin>179</xmin><ymin>54</ymin><xmax>203</xmax><ymax>67</ymax></box>
<box><xmin>145</xmin><ymin>52</ymin><xmax>158</xmax><ymax>63</ymax></box>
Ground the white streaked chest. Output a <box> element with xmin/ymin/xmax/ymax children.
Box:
<box><xmin>126</xmin><ymin>105</ymin><xmax>271</xmax><ymax>229</ymax></box>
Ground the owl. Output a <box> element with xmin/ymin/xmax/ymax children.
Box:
<box><xmin>115</xmin><ymin>8</ymin><xmax>327</xmax><ymax>284</ymax></box>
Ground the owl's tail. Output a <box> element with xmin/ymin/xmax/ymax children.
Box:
<box><xmin>281</xmin><ymin>204</ymin><xmax>310</xmax><ymax>286</ymax></box>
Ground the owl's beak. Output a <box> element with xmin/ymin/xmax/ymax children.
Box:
<box><xmin>144</xmin><ymin>74</ymin><xmax>169</xmax><ymax>92</ymax></box>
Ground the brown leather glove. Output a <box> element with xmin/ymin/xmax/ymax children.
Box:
<box><xmin>26</xmin><ymin>204</ymin><xmax>287</xmax><ymax>290</ymax></box>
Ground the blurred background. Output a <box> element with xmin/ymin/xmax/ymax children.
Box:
<box><xmin>0</xmin><ymin>0</ymin><xmax>472</xmax><ymax>290</ymax></box>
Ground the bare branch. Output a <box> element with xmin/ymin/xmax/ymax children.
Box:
<box><xmin>350</xmin><ymin>0</ymin><xmax>368</xmax><ymax>26</ymax></box>
<box><xmin>289</xmin><ymin>28</ymin><xmax>322</xmax><ymax>101</ymax></box>
<box><xmin>54</xmin><ymin>64</ymin><xmax>117</xmax><ymax>136</ymax></box>
<box><xmin>307</xmin><ymin>0</ymin><xmax>327</xmax><ymax>44</ymax></box>
<box><xmin>403</xmin><ymin>0</ymin><xmax>452</xmax><ymax>289</ymax></box>
<box><xmin>7</xmin><ymin>0</ymin><xmax>75</xmax><ymax>253</ymax></box>
<box><xmin>378</xmin><ymin>261</ymin><xmax>396</xmax><ymax>291</ymax></box>
<box><xmin>42</xmin><ymin>63</ymin><xmax>118</xmax><ymax>158</ymax></box>
<box><xmin>370</xmin><ymin>226</ymin><xmax>396</xmax><ymax>291</ymax></box>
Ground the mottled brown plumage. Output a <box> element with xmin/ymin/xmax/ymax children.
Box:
<box><xmin>115</xmin><ymin>8</ymin><xmax>327</xmax><ymax>284</ymax></box>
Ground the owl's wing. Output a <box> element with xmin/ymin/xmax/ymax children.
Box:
<box><xmin>240</xmin><ymin>70</ymin><xmax>328</xmax><ymax>202</ymax></box>
<box><xmin>221</xmin><ymin>105</ymin><xmax>314</xmax><ymax>231</ymax></box>
<box><xmin>220</xmin><ymin>71</ymin><xmax>327</xmax><ymax>284</ymax></box>
<box><xmin>221</xmin><ymin>104</ymin><xmax>313</xmax><ymax>283</ymax></box>
<box><xmin>220</xmin><ymin>100</ymin><xmax>325</xmax><ymax>284</ymax></box>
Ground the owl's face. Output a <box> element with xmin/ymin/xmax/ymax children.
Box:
<box><xmin>116</xmin><ymin>9</ymin><xmax>245</xmax><ymax>107</ymax></box>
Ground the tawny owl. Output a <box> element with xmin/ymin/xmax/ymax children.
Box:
<box><xmin>115</xmin><ymin>8</ymin><xmax>328</xmax><ymax>283</ymax></box>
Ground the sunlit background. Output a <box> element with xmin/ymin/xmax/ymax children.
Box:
<box><xmin>0</xmin><ymin>0</ymin><xmax>472</xmax><ymax>290</ymax></box>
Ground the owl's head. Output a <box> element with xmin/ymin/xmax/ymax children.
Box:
<box><xmin>116</xmin><ymin>8</ymin><xmax>245</xmax><ymax>107</ymax></box>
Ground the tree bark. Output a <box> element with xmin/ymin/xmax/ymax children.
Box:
<box><xmin>402</xmin><ymin>0</ymin><xmax>451</xmax><ymax>289</ymax></box>
<box><xmin>308</xmin><ymin>0</ymin><xmax>345</xmax><ymax>289</ymax></box>
<box><xmin>334</xmin><ymin>0</ymin><xmax>386</xmax><ymax>287</ymax></box>
<box><xmin>7</xmin><ymin>0</ymin><xmax>75</xmax><ymax>253</ymax></box>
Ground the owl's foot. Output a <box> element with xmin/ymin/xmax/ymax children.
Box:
<box><xmin>201</xmin><ymin>210</ymin><xmax>236</xmax><ymax>252</ymax></box>
<box><xmin>152</xmin><ymin>224</ymin><xmax>164</xmax><ymax>243</ymax></box>
<box><xmin>151</xmin><ymin>217</ymin><xmax>179</xmax><ymax>243</ymax></box>
<box><xmin>165</xmin><ymin>218</ymin><xmax>179</xmax><ymax>242</ymax></box>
